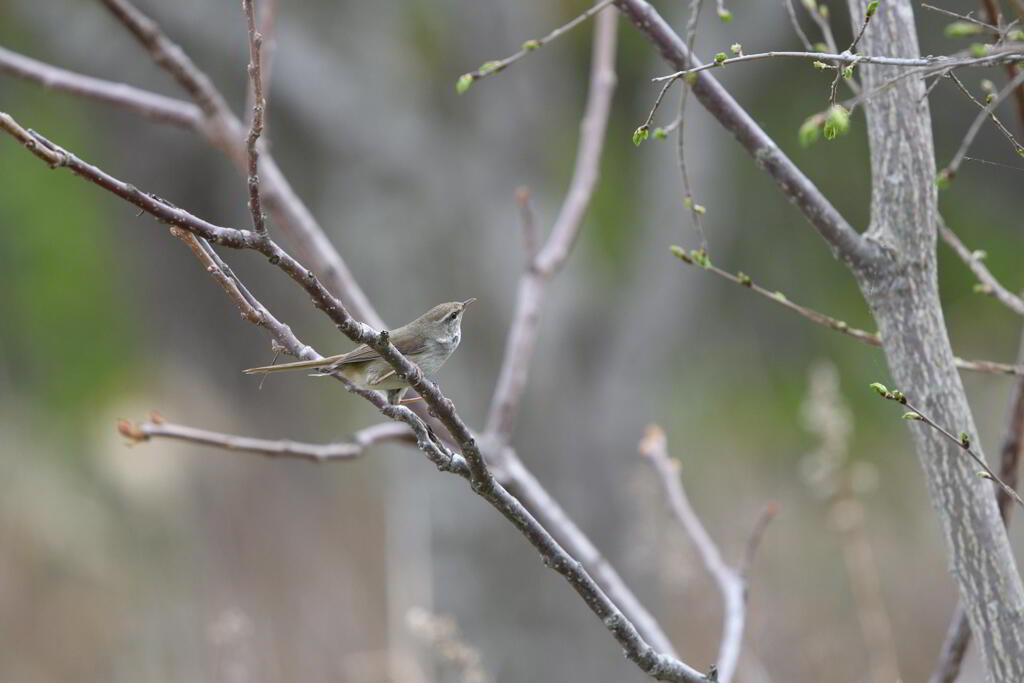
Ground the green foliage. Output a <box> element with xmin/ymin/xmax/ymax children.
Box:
<box><xmin>632</xmin><ymin>125</ymin><xmax>649</xmax><ymax>146</ymax></box>
<box><xmin>714</xmin><ymin>52</ymin><xmax>727</xmax><ymax>65</ymax></box>
<box><xmin>865</xmin><ymin>1</ymin><xmax>879</xmax><ymax>17</ymax></box>
<box><xmin>521</xmin><ymin>39</ymin><xmax>540</xmax><ymax>52</ymax></box>
<box><xmin>823</xmin><ymin>105</ymin><xmax>850</xmax><ymax>140</ymax></box>
<box><xmin>718</xmin><ymin>9</ymin><xmax>733</xmax><ymax>23</ymax></box>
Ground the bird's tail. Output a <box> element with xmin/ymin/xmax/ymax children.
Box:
<box><xmin>243</xmin><ymin>356</ymin><xmax>335</xmax><ymax>375</ymax></box>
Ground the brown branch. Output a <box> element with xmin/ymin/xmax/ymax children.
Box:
<box><xmin>0</xmin><ymin>108</ymin><xmax>705</xmax><ymax>683</ymax></box>
<box><xmin>871</xmin><ymin>384</ymin><xmax>1024</xmax><ymax>509</ymax></box>
<box><xmin>118</xmin><ymin>416</ymin><xmax>413</xmax><ymax>462</ymax></box>
<box><xmin>981</xmin><ymin>0</ymin><xmax>1024</xmax><ymax>132</ymax></box>
<box><xmin>941</xmin><ymin>69</ymin><xmax>1024</xmax><ymax>181</ymax></box>
<box><xmin>0</xmin><ymin>46</ymin><xmax>200</xmax><ymax>128</ymax></box>
<box><xmin>615</xmin><ymin>0</ymin><xmax>877</xmax><ymax>270</ymax></box>
<box><xmin>242</xmin><ymin>0</ymin><xmax>267</xmax><ymax>235</ymax></box>
<box><xmin>669</xmin><ymin>247</ymin><xmax>1024</xmax><ymax>376</ymax></box>
<box><xmin>939</xmin><ymin>218</ymin><xmax>1024</xmax><ymax>316</ymax></box>
<box><xmin>639</xmin><ymin>425</ymin><xmax>773</xmax><ymax>683</ymax></box>
<box><xmin>485</xmin><ymin>6</ymin><xmax>617</xmax><ymax>441</ymax></box>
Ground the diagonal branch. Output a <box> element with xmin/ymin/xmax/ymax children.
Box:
<box><xmin>0</xmin><ymin>108</ymin><xmax>705</xmax><ymax>683</ymax></box>
<box><xmin>939</xmin><ymin>218</ymin><xmax>1024</xmax><ymax>316</ymax></box>
<box><xmin>485</xmin><ymin>5</ymin><xmax>617</xmax><ymax>441</ymax></box>
<box><xmin>614</xmin><ymin>0</ymin><xmax>877</xmax><ymax>270</ymax></box>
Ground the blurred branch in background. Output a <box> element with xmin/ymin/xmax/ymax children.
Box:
<box><xmin>406</xmin><ymin>607</ymin><xmax>493</xmax><ymax>683</ymax></box>
<box><xmin>639</xmin><ymin>425</ymin><xmax>776</xmax><ymax>683</ymax></box>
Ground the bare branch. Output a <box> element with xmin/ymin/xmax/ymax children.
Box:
<box><xmin>0</xmin><ymin>46</ymin><xmax>200</xmax><ymax>128</ymax></box>
<box><xmin>921</xmin><ymin>3</ymin><xmax>999</xmax><ymax>33</ymax></box>
<box><xmin>118</xmin><ymin>416</ymin><xmax>413</xmax><ymax>462</ymax></box>
<box><xmin>485</xmin><ymin>7</ymin><xmax>617</xmax><ymax>440</ymax></box>
<box><xmin>939</xmin><ymin>218</ymin><xmax>1024</xmax><ymax>316</ymax></box>
<box><xmin>946</xmin><ymin>71</ymin><xmax>1023</xmax><ymax>158</ymax></box>
<box><xmin>639</xmin><ymin>425</ymin><xmax>770</xmax><ymax>683</ymax></box>
<box><xmin>242</xmin><ymin>0</ymin><xmax>268</xmax><ymax>235</ymax></box>
<box><xmin>614</xmin><ymin>0</ymin><xmax>876</xmax><ymax>269</ymax></box>
<box><xmin>941</xmin><ymin>69</ymin><xmax>1024</xmax><ymax>181</ymax></box>
<box><xmin>784</xmin><ymin>0</ymin><xmax>815</xmax><ymax>52</ymax></box>
<box><xmin>652</xmin><ymin>48</ymin><xmax>1024</xmax><ymax>83</ymax></box>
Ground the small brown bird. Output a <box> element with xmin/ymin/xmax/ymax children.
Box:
<box><xmin>243</xmin><ymin>299</ymin><xmax>476</xmax><ymax>404</ymax></box>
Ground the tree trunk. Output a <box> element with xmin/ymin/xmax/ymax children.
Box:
<box><xmin>848</xmin><ymin>1</ymin><xmax>1024</xmax><ymax>679</ymax></box>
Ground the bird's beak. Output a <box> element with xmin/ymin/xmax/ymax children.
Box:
<box><xmin>461</xmin><ymin>297</ymin><xmax>478</xmax><ymax>309</ymax></box>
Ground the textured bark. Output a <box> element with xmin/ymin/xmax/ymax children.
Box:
<box><xmin>847</xmin><ymin>1</ymin><xmax>1024</xmax><ymax>680</ymax></box>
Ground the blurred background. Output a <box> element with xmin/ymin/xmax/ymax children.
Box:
<box><xmin>1</xmin><ymin>1</ymin><xmax>1022</xmax><ymax>681</ymax></box>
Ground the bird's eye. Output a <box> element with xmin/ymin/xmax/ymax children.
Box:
<box><xmin>447</xmin><ymin>312</ymin><xmax>458</xmax><ymax>322</ymax></box>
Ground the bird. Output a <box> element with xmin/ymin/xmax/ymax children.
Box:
<box><xmin>243</xmin><ymin>298</ymin><xmax>476</xmax><ymax>404</ymax></box>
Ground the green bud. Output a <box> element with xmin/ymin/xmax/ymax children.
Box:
<box><xmin>802</xmin><ymin>0</ymin><xmax>817</xmax><ymax>11</ymax></box>
<box><xmin>455</xmin><ymin>73</ymin><xmax>474</xmax><ymax>94</ymax></box>
<box><xmin>891</xmin><ymin>390</ymin><xmax>905</xmax><ymax>403</ymax></box>
<box><xmin>936</xmin><ymin>169</ymin><xmax>952</xmax><ymax>190</ymax></box>
<box><xmin>969</xmin><ymin>43</ymin><xmax>989</xmax><ymax>57</ymax></box>
<box><xmin>869</xmin><ymin>382</ymin><xmax>889</xmax><ymax>396</ymax></box>
<box><xmin>980</xmin><ymin>79</ymin><xmax>995</xmax><ymax>93</ymax></box>
<box><xmin>521</xmin><ymin>39</ymin><xmax>540</xmax><ymax>51</ymax></box>
<box><xmin>718</xmin><ymin>8</ymin><xmax>733</xmax><ymax>22</ymax></box>
<box><xmin>479</xmin><ymin>60</ymin><xmax>501</xmax><ymax>74</ymax></box>
<box><xmin>773</xmin><ymin>291</ymin><xmax>787</xmax><ymax>302</ymax></box>
<box><xmin>693</xmin><ymin>203</ymin><xmax>707</xmax><ymax>215</ymax></box>
<box><xmin>670</xmin><ymin>245</ymin><xmax>693</xmax><ymax>263</ymax></box>
<box><xmin>653</xmin><ymin>127</ymin><xmax>668</xmax><ymax>139</ymax></box>
<box><xmin>812</xmin><ymin>61</ymin><xmax>830</xmax><ymax>70</ymax></box>
<box><xmin>842</xmin><ymin>67</ymin><xmax>854</xmax><ymax>79</ymax></box>
<box><xmin>813</xmin><ymin>42</ymin><xmax>829</xmax><ymax>53</ymax></box>
<box><xmin>902</xmin><ymin>412</ymin><xmax>923</xmax><ymax>420</ymax></box>
<box><xmin>971</xmin><ymin>249</ymin><xmax>987</xmax><ymax>260</ymax></box>
<box><xmin>973</xmin><ymin>283</ymin><xmax>993</xmax><ymax>294</ymax></box>
<box><xmin>819</xmin><ymin>5</ymin><xmax>830</xmax><ymax>19</ymax></box>
<box><xmin>833</xmin><ymin>320</ymin><xmax>848</xmax><ymax>331</ymax></box>
<box><xmin>730</xmin><ymin>43</ymin><xmax>743</xmax><ymax>55</ymax></box>
<box><xmin>737</xmin><ymin>272</ymin><xmax>752</xmax><ymax>287</ymax></box>
<box><xmin>823</xmin><ymin>104</ymin><xmax>850</xmax><ymax>140</ymax></box>
<box><xmin>865</xmin><ymin>1</ymin><xmax>879</xmax><ymax>17</ymax></box>
<box><xmin>985</xmin><ymin>93</ymin><xmax>995</xmax><ymax>104</ymax></box>
<box><xmin>714</xmin><ymin>52</ymin><xmax>728</xmax><ymax>65</ymax></box>
<box><xmin>959</xmin><ymin>432</ymin><xmax>971</xmax><ymax>448</ymax></box>
<box><xmin>633</xmin><ymin>126</ymin><xmax>649</xmax><ymax>147</ymax></box>
<box><xmin>944</xmin><ymin>21</ymin><xmax>983</xmax><ymax>38</ymax></box>
<box><xmin>683</xmin><ymin>197</ymin><xmax>694</xmax><ymax>210</ymax></box>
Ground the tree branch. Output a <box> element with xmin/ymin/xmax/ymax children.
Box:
<box><xmin>939</xmin><ymin>218</ymin><xmax>1024</xmax><ymax>316</ymax></box>
<box><xmin>639</xmin><ymin>425</ymin><xmax>773</xmax><ymax>683</ymax></box>
<box><xmin>242</xmin><ymin>0</ymin><xmax>268</xmax><ymax>235</ymax></box>
<box><xmin>614</xmin><ymin>0</ymin><xmax>877</xmax><ymax>269</ymax></box>
<box><xmin>485</xmin><ymin>5</ymin><xmax>617</xmax><ymax>441</ymax></box>
<box><xmin>118</xmin><ymin>416</ymin><xmax>413</xmax><ymax>462</ymax></box>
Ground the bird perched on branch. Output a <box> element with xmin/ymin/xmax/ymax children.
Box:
<box><xmin>244</xmin><ymin>299</ymin><xmax>476</xmax><ymax>405</ymax></box>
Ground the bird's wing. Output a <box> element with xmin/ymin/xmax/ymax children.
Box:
<box><xmin>333</xmin><ymin>344</ymin><xmax>382</xmax><ymax>365</ymax></box>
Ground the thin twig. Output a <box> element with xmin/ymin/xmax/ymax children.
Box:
<box><xmin>938</xmin><ymin>218</ymin><xmax>1024</xmax><ymax>316</ymax></box>
<box><xmin>942</xmin><ymin>69</ymin><xmax>1024</xmax><ymax>180</ymax></box>
<box><xmin>515</xmin><ymin>187</ymin><xmax>540</xmax><ymax>265</ymax></box>
<box><xmin>242</xmin><ymin>0</ymin><xmax>267</xmax><ymax>234</ymax></box>
<box><xmin>871</xmin><ymin>384</ymin><xmax>1024</xmax><ymax>509</ymax></box>
<box><xmin>639</xmin><ymin>425</ymin><xmax>773</xmax><ymax>683</ymax></box>
<box><xmin>784</xmin><ymin>0</ymin><xmax>815</xmax><ymax>52</ymax></box>
<box><xmin>669</xmin><ymin>246</ymin><xmax>1024</xmax><ymax>375</ymax></box>
<box><xmin>455</xmin><ymin>0</ymin><xmax>613</xmax><ymax>90</ymax></box>
<box><xmin>947</xmin><ymin>71</ymin><xmax>1024</xmax><ymax>155</ymax></box>
<box><xmin>118</xmin><ymin>416</ymin><xmax>413</xmax><ymax>462</ymax></box>
<box><xmin>804</xmin><ymin>1</ymin><xmax>838</xmax><ymax>54</ymax></box>
<box><xmin>651</xmin><ymin>49</ymin><xmax>1024</xmax><ymax>83</ymax></box>
<box><xmin>485</xmin><ymin>7</ymin><xmax>617</xmax><ymax>441</ymax></box>
<box><xmin>676</xmin><ymin>0</ymin><xmax>708</xmax><ymax>250</ymax></box>
<box><xmin>921</xmin><ymin>3</ymin><xmax>999</xmax><ymax>33</ymax></box>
